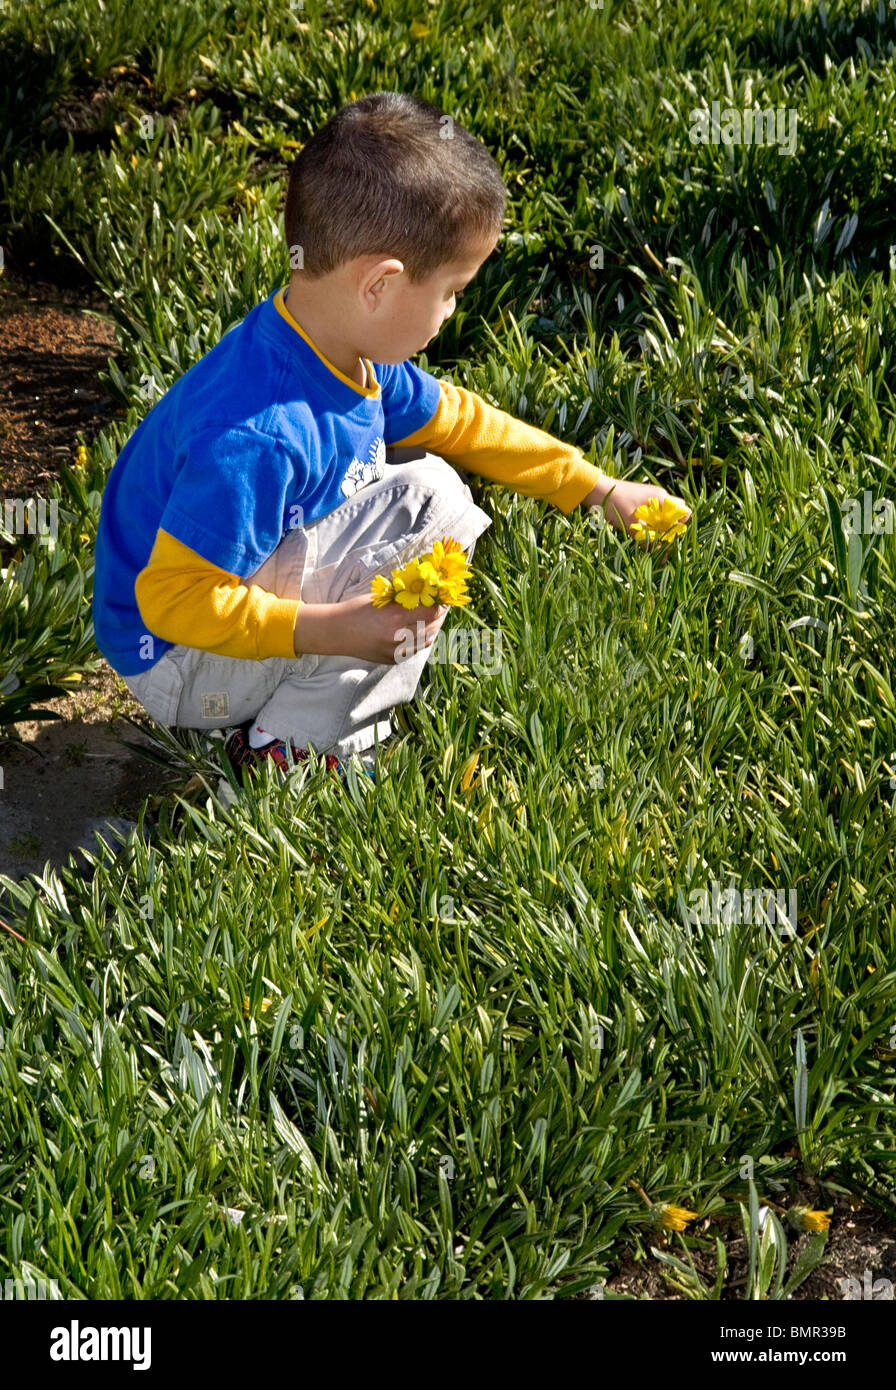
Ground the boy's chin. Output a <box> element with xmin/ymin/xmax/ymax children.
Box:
<box><xmin>372</xmin><ymin>343</ymin><xmax>431</xmax><ymax>363</ymax></box>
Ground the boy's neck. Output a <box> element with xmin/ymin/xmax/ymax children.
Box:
<box><xmin>283</xmin><ymin>277</ymin><xmax>366</xmax><ymax>387</ymax></box>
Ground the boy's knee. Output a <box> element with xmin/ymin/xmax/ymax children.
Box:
<box><xmin>385</xmin><ymin>448</ymin><xmax>468</xmax><ymax>496</ymax></box>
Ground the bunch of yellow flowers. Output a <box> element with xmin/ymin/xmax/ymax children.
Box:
<box><xmin>371</xmin><ymin>536</ymin><xmax>472</xmax><ymax>609</ymax></box>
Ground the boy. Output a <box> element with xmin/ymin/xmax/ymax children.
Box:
<box><xmin>92</xmin><ymin>92</ymin><xmax>690</xmax><ymax>782</ymax></box>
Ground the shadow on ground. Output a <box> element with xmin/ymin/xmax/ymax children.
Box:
<box><xmin>0</xmin><ymin>664</ymin><xmax>183</xmax><ymax>900</ymax></box>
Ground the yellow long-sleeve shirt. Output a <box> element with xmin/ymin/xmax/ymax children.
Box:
<box><xmin>134</xmin><ymin>294</ymin><xmax>605</xmax><ymax>661</ymax></box>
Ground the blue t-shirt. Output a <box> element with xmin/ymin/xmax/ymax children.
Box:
<box><xmin>92</xmin><ymin>287</ymin><xmax>442</xmax><ymax>675</ymax></box>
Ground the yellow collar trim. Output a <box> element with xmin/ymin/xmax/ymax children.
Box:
<box><xmin>273</xmin><ymin>288</ymin><xmax>379</xmax><ymax>397</ymax></box>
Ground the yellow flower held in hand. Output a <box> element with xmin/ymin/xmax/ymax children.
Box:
<box><xmin>371</xmin><ymin>536</ymin><xmax>473</xmax><ymax>608</ymax></box>
<box><xmin>425</xmin><ymin>536</ymin><xmax>469</xmax><ymax>578</ymax></box>
<box><xmin>436</xmin><ymin>580</ymin><xmax>471</xmax><ymax>606</ymax></box>
<box><xmin>422</xmin><ymin>536</ymin><xmax>473</xmax><ymax>604</ymax></box>
<box><xmin>629</xmin><ymin>496</ymin><xmax>690</xmax><ymax>543</ymax></box>
<box><xmin>392</xmin><ymin>557</ymin><xmax>440</xmax><ymax>609</ymax></box>
<box><xmin>370</xmin><ymin>574</ymin><xmax>395</xmax><ymax>608</ymax></box>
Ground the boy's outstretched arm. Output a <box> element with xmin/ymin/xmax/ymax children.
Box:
<box><xmin>390</xmin><ymin>379</ymin><xmax>691</xmax><ymax>535</ymax></box>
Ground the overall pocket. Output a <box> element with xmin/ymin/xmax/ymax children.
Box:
<box><xmin>123</xmin><ymin>652</ymin><xmax>186</xmax><ymax>727</ymax></box>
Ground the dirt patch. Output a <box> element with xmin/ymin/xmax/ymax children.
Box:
<box><xmin>0</xmin><ymin>665</ymin><xmax>182</xmax><ymax>894</ymax></box>
<box><xmin>581</xmin><ymin>1191</ymin><xmax>896</xmax><ymax>1300</ymax></box>
<box><xmin>0</xmin><ymin>272</ymin><xmax>180</xmax><ymax>899</ymax></box>
<box><xmin>0</xmin><ymin>270</ymin><xmax>119</xmax><ymax>504</ymax></box>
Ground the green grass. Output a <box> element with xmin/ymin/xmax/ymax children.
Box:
<box><xmin>0</xmin><ymin>0</ymin><xmax>895</xmax><ymax>1299</ymax></box>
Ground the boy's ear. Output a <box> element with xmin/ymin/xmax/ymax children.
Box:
<box><xmin>362</xmin><ymin>257</ymin><xmax>405</xmax><ymax>309</ymax></box>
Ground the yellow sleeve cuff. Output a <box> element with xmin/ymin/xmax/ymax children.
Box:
<box><xmin>135</xmin><ymin>529</ymin><xmax>301</xmax><ymax>661</ymax></box>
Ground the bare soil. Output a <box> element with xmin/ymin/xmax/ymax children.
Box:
<box><xmin>0</xmin><ymin>271</ymin><xmax>117</xmax><ymax>500</ymax></box>
<box><xmin>0</xmin><ymin>271</ymin><xmax>183</xmax><ymax>889</ymax></box>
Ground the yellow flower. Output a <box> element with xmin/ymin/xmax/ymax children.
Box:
<box><xmin>424</xmin><ymin>536</ymin><xmax>470</xmax><ymax>579</ymax></box>
<box><xmin>656</xmin><ymin>1202</ymin><xmax>698</xmax><ymax>1231</ymax></box>
<box><xmin>629</xmin><ymin>496</ymin><xmax>689</xmax><ymax>543</ymax></box>
<box><xmin>242</xmin><ymin>994</ymin><xmax>272</xmax><ymax>1015</ymax></box>
<box><xmin>410</xmin><ymin>20</ymin><xmax>430</xmax><ymax>37</ymax></box>
<box><xmin>436</xmin><ymin>580</ymin><xmax>471</xmax><ymax>607</ymax></box>
<box><xmin>130</xmin><ymin>153</ymin><xmax>138</xmax><ymax>167</ymax></box>
<box><xmin>370</xmin><ymin>537</ymin><xmax>473</xmax><ymax>607</ymax></box>
<box><xmin>391</xmin><ymin>557</ymin><xmax>440</xmax><ymax>609</ymax></box>
<box><xmin>788</xmin><ymin>1205</ymin><xmax>831</xmax><ymax>1233</ymax></box>
<box><xmin>370</xmin><ymin>574</ymin><xmax>395</xmax><ymax>608</ymax></box>
<box><xmin>421</xmin><ymin>535</ymin><xmax>473</xmax><ymax>603</ymax></box>
<box><xmin>74</xmin><ymin>444</ymin><xmax>88</xmax><ymax>470</ymax></box>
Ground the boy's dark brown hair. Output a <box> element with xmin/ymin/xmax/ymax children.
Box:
<box><xmin>284</xmin><ymin>92</ymin><xmax>507</xmax><ymax>283</ymax></box>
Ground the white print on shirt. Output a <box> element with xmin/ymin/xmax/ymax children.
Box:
<box><xmin>340</xmin><ymin>435</ymin><xmax>386</xmax><ymax>499</ymax></box>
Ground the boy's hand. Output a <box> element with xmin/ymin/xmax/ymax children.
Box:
<box><xmin>584</xmin><ymin>473</ymin><xmax>692</xmax><ymax>541</ymax></box>
<box><xmin>294</xmin><ymin>592</ymin><xmax>449</xmax><ymax>665</ymax></box>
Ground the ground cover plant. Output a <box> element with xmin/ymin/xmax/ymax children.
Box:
<box><xmin>0</xmin><ymin>0</ymin><xmax>895</xmax><ymax>1299</ymax></box>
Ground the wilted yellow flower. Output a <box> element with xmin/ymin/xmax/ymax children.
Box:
<box><xmin>370</xmin><ymin>573</ymin><xmax>395</xmax><ymax>608</ymax></box>
<box><xmin>410</xmin><ymin>20</ymin><xmax>430</xmax><ymax>37</ymax></box>
<box><xmin>788</xmin><ymin>1205</ymin><xmax>831</xmax><ymax>1233</ymax></box>
<box><xmin>437</xmin><ymin>579</ymin><xmax>471</xmax><ymax>606</ymax></box>
<box><xmin>656</xmin><ymin>1202</ymin><xmax>698</xmax><ymax>1231</ymax></box>
<box><xmin>629</xmin><ymin>496</ymin><xmax>689</xmax><ymax>543</ymax></box>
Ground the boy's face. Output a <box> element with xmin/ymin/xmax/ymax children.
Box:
<box><xmin>359</xmin><ymin>232</ymin><xmax>499</xmax><ymax>362</ymax></box>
